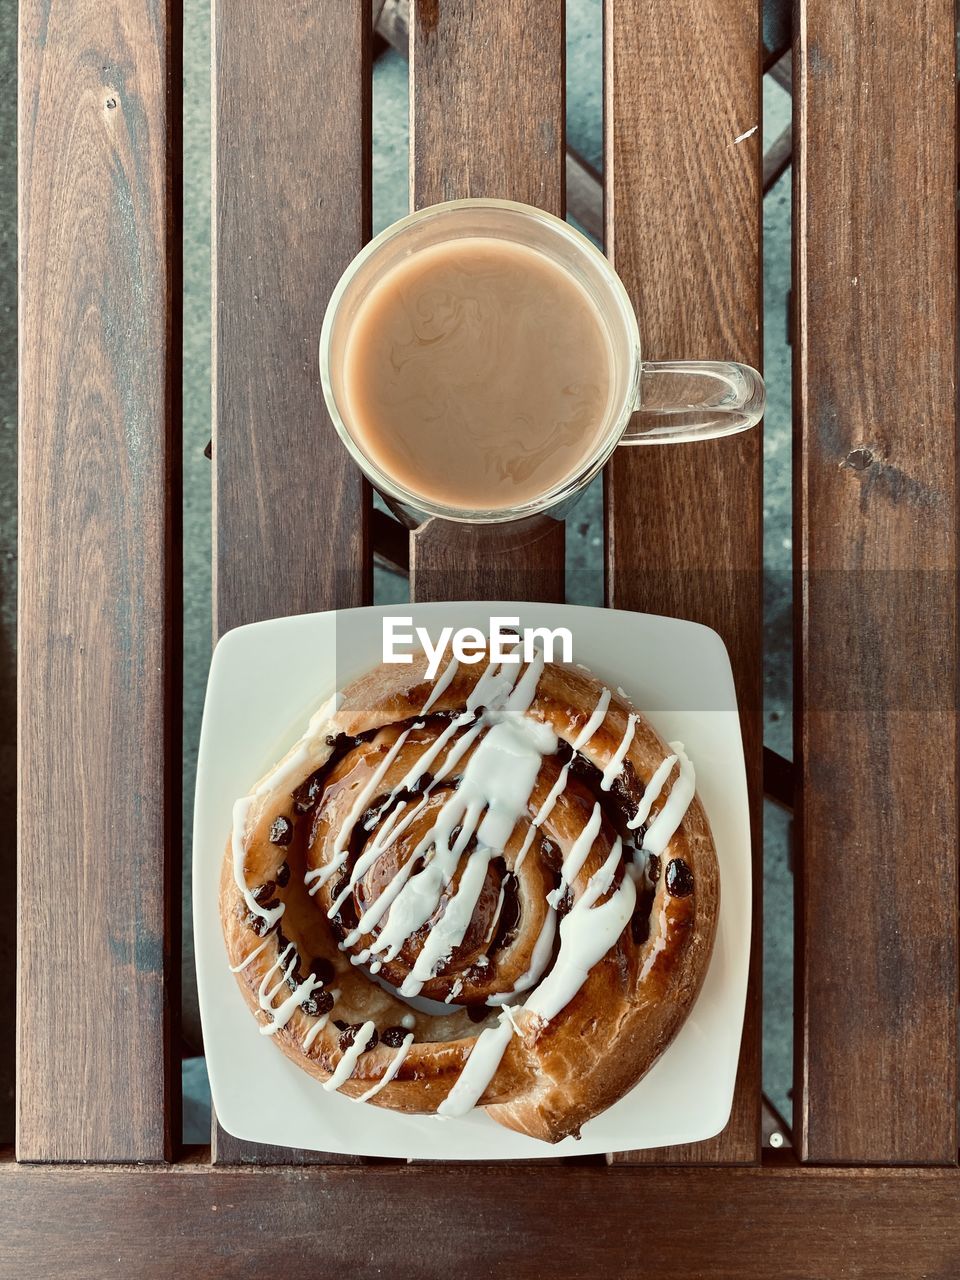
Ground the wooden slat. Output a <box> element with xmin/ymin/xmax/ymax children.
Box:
<box><xmin>381</xmin><ymin>1</ymin><xmax>787</xmax><ymax>238</ymax></box>
<box><xmin>407</xmin><ymin>0</ymin><xmax>566</xmax><ymax>603</ymax></box>
<box><xmin>5</xmin><ymin>1158</ymin><xmax>960</xmax><ymax>1277</ymax></box>
<box><xmin>409</xmin><ymin>517</ymin><xmax>565</xmax><ymax>602</ymax></box>
<box><xmin>213</xmin><ymin>0</ymin><xmax>371</xmax><ymax>635</ymax></box>
<box><xmin>794</xmin><ymin>0</ymin><xmax>958</xmax><ymax>1163</ymax></box>
<box><xmin>377</xmin><ymin>0</ymin><xmax>602</xmax><ymax>244</ymax></box>
<box><xmin>604</xmin><ymin>0</ymin><xmax>763</xmax><ymax>1164</ymax></box>
<box><xmin>211</xmin><ymin>0</ymin><xmax>371</xmax><ymax>1163</ymax></box>
<box><xmin>17</xmin><ymin>0</ymin><xmax>181</xmax><ymax>1161</ymax></box>
<box><xmin>211</xmin><ymin>1130</ymin><xmax>360</xmax><ymax>1168</ymax></box>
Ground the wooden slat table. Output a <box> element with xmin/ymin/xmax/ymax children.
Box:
<box><xmin>12</xmin><ymin>0</ymin><xmax>959</xmax><ymax>1271</ymax></box>
<box><xmin>794</xmin><ymin>0</ymin><xmax>958</xmax><ymax>1164</ymax></box>
<box><xmin>408</xmin><ymin>0</ymin><xmax>568</xmax><ymax>602</ymax></box>
<box><xmin>605</xmin><ymin>0</ymin><xmax>763</xmax><ymax>1166</ymax></box>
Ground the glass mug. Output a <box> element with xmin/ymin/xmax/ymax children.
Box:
<box><xmin>319</xmin><ymin>198</ymin><xmax>764</xmax><ymax>526</ymax></box>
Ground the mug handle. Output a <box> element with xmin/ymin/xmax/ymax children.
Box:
<box><xmin>621</xmin><ymin>360</ymin><xmax>765</xmax><ymax>444</ymax></box>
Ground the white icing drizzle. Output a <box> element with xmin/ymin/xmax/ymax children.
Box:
<box><xmin>436</xmin><ymin>1017</ymin><xmax>513</xmax><ymax>1117</ymax></box>
<box><xmin>363</xmin><ymin>794</ymin><xmax>407</xmax><ymax>834</ymax></box>
<box><xmin>228</xmin><ymin>904</ymin><xmax>338</xmax><ymax>1048</ymax></box>
<box><xmin>546</xmin><ymin>802</ymin><xmax>603</xmax><ymax>909</ymax></box>
<box><xmin>231</xmin><ymin>692</ymin><xmax>342</xmax><ymax>926</ymax></box>
<box><xmin>627</xmin><ymin>752</ymin><xmax>678</xmax><ymax>831</ymax></box>
<box><xmin>642</xmin><ymin>742</ymin><xmax>696</xmax><ymax>855</ymax></box>
<box><xmin>338</xmin><ymin>651</ymin><xmax>556</xmax><ymax>997</ymax></box>
<box><xmin>439</xmin><ymin>840</ymin><xmax>636</xmax><ymax>1117</ymax></box>
<box><xmin>355</xmin><ymin>1034</ymin><xmax>415</xmax><ymax>1103</ymax></box>
<box><xmin>387</xmin><ymin>713</ymin><xmax>471</xmax><ymax>804</ymax></box>
<box><xmin>256</xmin><ymin>943</ymin><xmax>325</xmax><ymax>1037</ymax></box>
<box><xmin>525</xmin><ymin>840</ymin><xmax>634</xmax><ymax>1024</ymax></box>
<box><xmin>256</xmin><ymin>945</ymin><xmax>298</xmax><ymax>1014</ymax></box>
<box><xmin>306</xmin><ymin>724</ymin><xmax>420</xmax><ymax>895</ymax></box>
<box><xmin>229</xmin><ymin>933</ymin><xmax>274</xmax><ymax>973</ymax></box>
<box><xmin>401</xmin><ymin>1013</ymin><xmax>417</xmax><ymax>1030</ymax></box>
<box><xmin>485</xmin><ymin>907</ymin><xmax>557</xmax><ymax>1005</ymax></box>
<box><xmin>390</xmin><ymin>711</ymin><xmax>555</xmax><ymax>995</ymax></box>
<box><xmin>301</xmin><ymin>1011</ymin><xmax>332</xmax><ymax>1051</ymax></box>
<box><xmin>485</xmin><ymin>882</ymin><xmax>506</xmax><ymax>945</ymax></box>
<box><xmin>323</xmin><ymin>1020</ymin><xmax>377</xmax><ymax>1091</ymax></box>
<box><xmin>340</xmin><ymin>852</ymin><xmax>421</xmax><ymax>951</ymax></box>
<box><xmin>601</xmin><ymin>713</ymin><xmax>638</xmax><ymax>791</ymax></box>
<box><xmin>421</xmin><ymin>656</ymin><xmax>459</xmax><ymax>713</ymax></box>
<box><xmin>574</xmin><ymin>686</ymin><xmax>611</xmax><ymax>749</ymax></box>
<box><xmin>501</xmin><ymin>1004</ymin><xmax>523</xmax><ymax>1037</ymax></box>
<box><xmin>260</xmin><ymin>694</ymin><xmax>342</xmax><ymax>796</ymax></box>
<box><xmin>507</xmin><ymin>649</ymin><xmax>547</xmax><ymax>714</ymax></box>
<box><xmin>301</xmin><ymin>988</ymin><xmax>340</xmax><ymax>1051</ymax></box>
<box><xmin>231</xmin><ymin>797</ymin><xmax>285</xmax><ymax>929</ymax></box>
<box><xmin>335</xmin><ymin>713</ymin><xmax>487</xmax><ymax>932</ymax></box>
<box><xmin>468</xmin><ymin>657</ymin><xmax>521</xmax><ymax>712</ymax></box>
<box><xmin>514</xmin><ymin>686</ymin><xmax>614</xmax><ymax>870</ymax></box>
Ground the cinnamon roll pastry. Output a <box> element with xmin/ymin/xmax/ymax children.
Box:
<box><xmin>220</xmin><ymin>645</ymin><xmax>720</xmax><ymax>1143</ymax></box>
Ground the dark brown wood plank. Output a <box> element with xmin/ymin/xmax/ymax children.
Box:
<box><xmin>794</xmin><ymin>0</ymin><xmax>958</xmax><ymax>1164</ymax></box>
<box><xmin>211</xmin><ymin>0</ymin><xmax>372</xmax><ymax>1163</ymax></box>
<box><xmin>409</xmin><ymin>517</ymin><xmax>565</xmax><ymax>602</ymax></box>
<box><xmin>0</xmin><ymin>0</ymin><xmax>15</xmax><ymax>1148</ymax></box>
<box><xmin>211</xmin><ymin>1129</ymin><xmax>360</xmax><ymax>1168</ymax></box>
<box><xmin>213</xmin><ymin>0</ymin><xmax>371</xmax><ymax>635</ymax></box>
<box><xmin>407</xmin><ymin>0</ymin><xmax>566</xmax><ymax>603</ymax></box>
<box><xmin>5</xmin><ymin>1157</ymin><xmax>960</xmax><ymax>1278</ymax></box>
<box><xmin>17</xmin><ymin>0</ymin><xmax>181</xmax><ymax>1163</ymax></box>
<box><xmin>382</xmin><ymin>1</ymin><xmax>787</xmax><ymax>242</ymax></box>
<box><xmin>604</xmin><ymin>0</ymin><xmax>763</xmax><ymax>1164</ymax></box>
<box><xmin>377</xmin><ymin>0</ymin><xmax>601</xmax><ymax>244</ymax></box>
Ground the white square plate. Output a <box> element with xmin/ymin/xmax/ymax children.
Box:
<box><xmin>194</xmin><ymin>602</ymin><xmax>750</xmax><ymax>1158</ymax></box>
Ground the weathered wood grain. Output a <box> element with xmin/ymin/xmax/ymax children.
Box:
<box><xmin>794</xmin><ymin>0</ymin><xmax>958</xmax><ymax>1163</ymax></box>
<box><xmin>17</xmin><ymin>0</ymin><xmax>181</xmax><ymax>1161</ymax></box>
<box><xmin>211</xmin><ymin>0</ymin><xmax>372</xmax><ymax>1163</ymax></box>
<box><xmin>409</xmin><ymin>517</ymin><xmax>565</xmax><ymax>602</ymax></box>
<box><xmin>381</xmin><ymin>0</ymin><xmax>787</xmax><ymax>236</ymax></box>
<box><xmin>211</xmin><ymin>1129</ymin><xmax>361</xmax><ymax>1168</ymax></box>
<box><xmin>213</xmin><ymin>0</ymin><xmax>371</xmax><ymax>635</ymax></box>
<box><xmin>604</xmin><ymin>0</ymin><xmax>764</xmax><ymax>1164</ymax></box>
<box><xmin>4</xmin><ymin>1158</ymin><xmax>960</xmax><ymax>1278</ymax></box>
<box><xmin>407</xmin><ymin>0</ymin><xmax>567</xmax><ymax>603</ymax></box>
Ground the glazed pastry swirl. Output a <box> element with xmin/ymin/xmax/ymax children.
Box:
<box><xmin>220</xmin><ymin>645</ymin><xmax>720</xmax><ymax>1143</ymax></box>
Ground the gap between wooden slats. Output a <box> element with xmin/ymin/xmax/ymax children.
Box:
<box><xmin>794</xmin><ymin>0</ymin><xmax>958</xmax><ymax>1164</ymax></box>
<box><xmin>210</xmin><ymin>0</ymin><xmax>372</xmax><ymax>1164</ymax></box>
<box><xmin>17</xmin><ymin>0</ymin><xmax>182</xmax><ymax>1162</ymax></box>
<box><xmin>407</xmin><ymin>0</ymin><xmax>567</xmax><ymax>604</ymax></box>
<box><xmin>603</xmin><ymin>0</ymin><xmax>764</xmax><ymax>1165</ymax></box>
